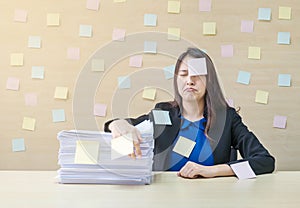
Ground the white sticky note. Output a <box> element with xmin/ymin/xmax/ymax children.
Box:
<box><xmin>112</xmin><ymin>28</ymin><xmax>126</xmax><ymax>41</ymax></box>
<box><xmin>230</xmin><ymin>161</ymin><xmax>256</xmax><ymax>180</ymax></box>
<box><xmin>6</xmin><ymin>77</ymin><xmax>20</xmax><ymax>91</ymax></box>
<box><xmin>67</xmin><ymin>47</ymin><xmax>80</xmax><ymax>60</ymax></box>
<box><xmin>28</xmin><ymin>36</ymin><xmax>41</xmax><ymax>48</ymax></box>
<box><xmin>24</xmin><ymin>93</ymin><xmax>37</xmax><ymax>106</ymax></box>
<box><xmin>31</xmin><ymin>66</ymin><xmax>44</xmax><ymax>79</ymax></box>
<box><xmin>14</xmin><ymin>9</ymin><xmax>27</xmax><ymax>22</ymax></box>
<box><xmin>12</xmin><ymin>138</ymin><xmax>25</xmax><ymax>152</ymax></box>
<box><xmin>129</xmin><ymin>55</ymin><xmax>143</xmax><ymax>67</ymax></box>
<box><xmin>144</xmin><ymin>14</ymin><xmax>157</xmax><ymax>26</ymax></box>
<box><xmin>111</xmin><ymin>134</ymin><xmax>133</xmax><ymax>160</ymax></box>
<box><xmin>52</xmin><ymin>109</ymin><xmax>66</xmax><ymax>122</ymax></box>
<box><xmin>144</xmin><ymin>41</ymin><xmax>157</xmax><ymax>54</ymax></box>
<box><xmin>94</xmin><ymin>103</ymin><xmax>107</xmax><ymax>117</ymax></box>
<box><xmin>91</xmin><ymin>59</ymin><xmax>105</xmax><ymax>71</ymax></box>
<box><xmin>152</xmin><ymin>110</ymin><xmax>172</xmax><ymax>125</ymax></box>
<box><xmin>74</xmin><ymin>140</ymin><xmax>100</xmax><ymax>164</ymax></box>
<box><xmin>86</xmin><ymin>0</ymin><xmax>100</xmax><ymax>11</ymax></box>
<box><xmin>188</xmin><ymin>58</ymin><xmax>207</xmax><ymax>76</ymax></box>
<box><xmin>79</xmin><ymin>24</ymin><xmax>92</xmax><ymax>37</ymax></box>
<box><xmin>173</xmin><ymin>136</ymin><xmax>196</xmax><ymax>158</ymax></box>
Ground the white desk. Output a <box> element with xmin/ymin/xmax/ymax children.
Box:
<box><xmin>0</xmin><ymin>171</ymin><xmax>299</xmax><ymax>208</ymax></box>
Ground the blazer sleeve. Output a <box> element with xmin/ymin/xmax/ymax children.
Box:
<box><xmin>228</xmin><ymin>109</ymin><xmax>275</xmax><ymax>175</ymax></box>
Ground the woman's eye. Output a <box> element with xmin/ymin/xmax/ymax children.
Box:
<box><xmin>178</xmin><ymin>71</ymin><xmax>188</xmax><ymax>76</ymax></box>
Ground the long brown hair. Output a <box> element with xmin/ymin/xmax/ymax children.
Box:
<box><xmin>171</xmin><ymin>48</ymin><xmax>228</xmax><ymax>140</ymax></box>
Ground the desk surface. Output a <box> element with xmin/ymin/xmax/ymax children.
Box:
<box><xmin>0</xmin><ymin>171</ymin><xmax>299</xmax><ymax>208</ymax></box>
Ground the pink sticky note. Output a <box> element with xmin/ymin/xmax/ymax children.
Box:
<box><xmin>67</xmin><ymin>48</ymin><xmax>80</xmax><ymax>60</ymax></box>
<box><xmin>14</xmin><ymin>9</ymin><xmax>27</xmax><ymax>22</ymax></box>
<box><xmin>199</xmin><ymin>0</ymin><xmax>211</xmax><ymax>12</ymax></box>
<box><xmin>94</xmin><ymin>103</ymin><xmax>107</xmax><ymax>117</ymax></box>
<box><xmin>231</xmin><ymin>161</ymin><xmax>256</xmax><ymax>180</ymax></box>
<box><xmin>187</xmin><ymin>58</ymin><xmax>207</xmax><ymax>76</ymax></box>
<box><xmin>241</xmin><ymin>20</ymin><xmax>254</xmax><ymax>33</ymax></box>
<box><xmin>112</xmin><ymin>28</ymin><xmax>126</xmax><ymax>41</ymax></box>
<box><xmin>221</xmin><ymin>45</ymin><xmax>234</xmax><ymax>57</ymax></box>
<box><xmin>226</xmin><ymin>98</ymin><xmax>234</xmax><ymax>108</ymax></box>
<box><xmin>25</xmin><ymin>93</ymin><xmax>37</xmax><ymax>106</ymax></box>
<box><xmin>273</xmin><ymin>115</ymin><xmax>287</xmax><ymax>129</ymax></box>
<box><xmin>6</xmin><ymin>77</ymin><xmax>20</xmax><ymax>91</ymax></box>
<box><xmin>129</xmin><ymin>55</ymin><xmax>143</xmax><ymax>67</ymax></box>
<box><xmin>86</xmin><ymin>0</ymin><xmax>100</xmax><ymax>11</ymax></box>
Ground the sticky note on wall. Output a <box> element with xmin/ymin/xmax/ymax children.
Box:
<box><xmin>241</xmin><ymin>20</ymin><xmax>254</xmax><ymax>33</ymax></box>
<box><xmin>258</xmin><ymin>8</ymin><xmax>271</xmax><ymax>21</ymax></box>
<box><xmin>12</xmin><ymin>138</ymin><xmax>26</xmax><ymax>152</ymax></box>
<box><xmin>10</xmin><ymin>53</ymin><xmax>24</xmax><ymax>66</ymax></box>
<box><xmin>54</xmin><ymin>87</ymin><xmax>68</xmax><ymax>99</ymax></box>
<box><xmin>203</xmin><ymin>22</ymin><xmax>216</xmax><ymax>35</ymax></box>
<box><xmin>255</xmin><ymin>90</ymin><xmax>269</xmax><ymax>104</ymax></box>
<box><xmin>168</xmin><ymin>27</ymin><xmax>181</xmax><ymax>40</ymax></box>
<box><xmin>52</xmin><ymin>109</ymin><xmax>66</xmax><ymax>122</ymax></box>
<box><xmin>168</xmin><ymin>1</ymin><xmax>180</xmax><ymax>14</ymax></box>
<box><xmin>277</xmin><ymin>32</ymin><xmax>290</xmax><ymax>45</ymax></box>
<box><xmin>22</xmin><ymin>117</ymin><xmax>36</xmax><ymax>131</ymax></box>
<box><xmin>248</xmin><ymin>47</ymin><xmax>261</xmax><ymax>60</ymax></box>
<box><xmin>278</xmin><ymin>74</ymin><xmax>291</xmax><ymax>87</ymax></box>
<box><xmin>47</xmin><ymin>13</ymin><xmax>60</xmax><ymax>26</ymax></box>
<box><xmin>279</xmin><ymin>7</ymin><xmax>291</xmax><ymax>20</ymax></box>
<box><xmin>31</xmin><ymin>66</ymin><xmax>44</xmax><ymax>79</ymax></box>
<box><xmin>86</xmin><ymin>0</ymin><xmax>100</xmax><ymax>11</ymax></box>
<box><xmin>144</xmin><ymin>14</ymin><xmax>157</xmax><ymax>26</ymax></box>
<box><xmin>91</xmin><ymin>59</ymin><xmax>105</xmax><ymax>71</ymax></box>
<box><xmin>14</xmin><ymin>9</ymin><xmax>27</xmax><ymax>22</ymax></box>
<box><xmin>94</xmin><ymin>103</ymin><xmax>107</xmax><ymax>117</ymax></box>
<box><xmin>142</xmin><ymin>87</ymin><xmax>157</xmax><ymax>100</ymax></box>
<box><xmin>6</xmin><ymin>77</ymin><xmax>20</xmax><ymax>91</ymax></box>
<box><xmin>237</xmin><ymin>71</ymin><xmax>251</xmax><ymax>85</ymax></box>
<box><xmin>273</xmin><ymin>115</ymin><xmax>287</xmax><ymax>129</ymax></box>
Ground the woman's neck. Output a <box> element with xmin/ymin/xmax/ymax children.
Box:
<box><xmin>181</xmin><ymin>99</ymin><xmax>205</xmax><ymax>122</ymax></box>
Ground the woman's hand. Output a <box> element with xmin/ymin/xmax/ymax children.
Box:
<box><xmin>109</xmin><ymin>119</ymin><xmax>142</xmax><ymax>158</ymax></box>
<box><xmin>177</xmin><ymin>162</ymin><xmax>235</xmax><ymax>179</ymax></box>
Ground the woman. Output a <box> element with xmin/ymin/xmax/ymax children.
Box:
<box><xmin>104</xmin><ymin>48</ymin><xmax>275</xmax><ymax>179</ymax></box>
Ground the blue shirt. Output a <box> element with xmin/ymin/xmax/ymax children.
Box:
<box><xmin>168</xmin><ymin>117</ymin><xmax>214</xmax><ymax>171</ymax></box>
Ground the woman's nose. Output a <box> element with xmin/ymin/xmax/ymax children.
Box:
<box><xmin>186</xmin><ymin>76</ymin><xmax>195</xmax><ymax>85</ymax></box>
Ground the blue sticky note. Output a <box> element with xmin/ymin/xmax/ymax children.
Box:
<box><xmin>237</xmin><ymin>71</ymin><xmax>251</xmax><ymax>85</ymax></box>
<box><xmin>144</xmin><ymin>14</ymin><xmax>157</xmax><ymax>26</ymax></box>
<box><xmin>12</xmin><ymin>138</ymin><xmax>25</xmax><ymax>152</ymax></box>
<box><xmin>118</xmin><ymin>76</ymin><xmax>131</xmax><ymax>89</ymax></box>
<box><xmin>52</xmin><ymin>109</ymin><xmax>65</xmax><ymax>122</ymax></box>
<box><xmin>277</xmin><ymin>32</ymin><xmax>290</xmax><ymax>45</ymax></box>
<box><xmin>163</xmin><ymin>65</ymin><xmax>175</xmax><ymax>79</ymax></box>
<box><xmin>32</xmin><ymin>66</ymin><xmax>45</xmax><ymax>79</ymax></box>
<box><xmin>144</xmin><ymin>41</ymin><xmax>157</xmax><ymax>54</ymax></box>
<box><xmin>258</xmin><ymin>8</ymin><xmax>272</xmax><ymax>21</ymax></box>
<box><xmin>152</xmin><ymin>110</ymin><xmax>172</xmax><ymax>125</ymax></box>
<box><xmin>278</xmin><ymin>74</ymin><xmax>291</xmax><ymax>87</ymax></box>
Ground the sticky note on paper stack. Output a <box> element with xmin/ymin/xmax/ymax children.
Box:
<box><xmin>57</xmin><ymin>120</ymin><xmax>154</xmax><ymax>184</ymax></box>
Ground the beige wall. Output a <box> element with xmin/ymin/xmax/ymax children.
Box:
<box><xmin>0</xmin><ymin>0</ymin><xmax>299</xmax><ymax>170</ymax></box>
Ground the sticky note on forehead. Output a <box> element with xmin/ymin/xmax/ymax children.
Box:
<box><xmin>187</xmin><ymin>58</ymin><xmax>207</xmax><ymax>76</ymax></box>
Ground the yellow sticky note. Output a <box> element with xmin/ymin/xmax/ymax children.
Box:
<box><xmin>114</xmin><ymin>0</ymin><xmax>126</xmax><ymax>2</ymax></box>
<box><xmin>74</xmin><ymin>140</ymin><xmax>99</xmax><ymax>164</ymax></box>
<box><xmin>168</xmin><ymin>27</ymin><xmax>181</xmax><ymax>40</ymax></box>
<box><xmin>22</xmin><ymin>117</ymin><xmax>36</xmax><ymax>131</ymax></box>
<box><xmin>255</xmin><ymin>90</ymin><xmax>269</xmax><ymax>104</ymax></box>
<box><xmin>248</xmin><ymin>47</ymin><xmax>261</xmax><ymax>60</ymax></box>
<box><xmin>142</xmin><ymin>87</ymin><xmax>156</xmax><ymax>100</ymax></box>
<box><xmin>203</xmin><ymin>22</ymin><xmax>216</xmax><ymax>35</ymax></box>
<box><xmin>168</xmin><ymin>1</ymin><xmax>180</xmax><ymax>14</ymax></box>
<box><xmin>54</xmin><ymin>87</ymin><xmax>68</xmax><ymax>99</ymax></box>
<box><xmin>91</xmin><ymin>59</ymin><xmax>105</xmax><ymax>71</ymax></box>
<box><xmin>173</xmin><ymin>136</ymin><xmax>196</xmax><ymax>158</ymax></box>
<box><xmin>47</xmin><ymin>13</ymin><xmax>60</xmax><ymax>26</ymax></box>
<box><xmin>279</xmin><ymin>7</ymin><xmax>291</xmax><ymax>20</ymax></box>
<box><xmin>10</xmin><ymin>53</ymin><xmax>24</xmax><ymax>66</ymax></box>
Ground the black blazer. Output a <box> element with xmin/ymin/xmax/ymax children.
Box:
<box><xmin>104</xmin><ymin>102</ymin><xmax>275</xmax><ymax>175</ymax></box>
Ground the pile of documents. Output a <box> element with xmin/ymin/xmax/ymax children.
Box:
<box><xmin>57</xmin><ymin>120</ymin><xmax>154</xmax><ymax>185</ymax></box>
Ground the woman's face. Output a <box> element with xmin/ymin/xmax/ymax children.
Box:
<box><xmin>176</xmin><ymin>56</ymin><xmax>207</xmax><ymax>103</ymax></box>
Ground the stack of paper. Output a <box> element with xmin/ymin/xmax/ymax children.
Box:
<box><xmin>57</xmin><ymin>120</ymin><xmax>154</xmax><ymax>185</ymax></box>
